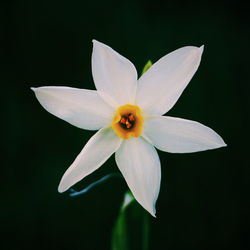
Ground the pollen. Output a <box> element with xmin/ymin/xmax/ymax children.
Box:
<box><xmin>112</xmin><ymin>104</ymin><xmax>144</xmax><ymax>140</ymax></box>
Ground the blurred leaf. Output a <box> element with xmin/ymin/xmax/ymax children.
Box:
<box><xmin>141</xmin><ymin>60</ymin><xmax>153</xmax><ymax>75</ymax></box>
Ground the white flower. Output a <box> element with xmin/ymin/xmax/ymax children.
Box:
<box><xmin>31</xmin><ymin>40</ymin><xmax>226</xmax><ymax>217</ymax></box>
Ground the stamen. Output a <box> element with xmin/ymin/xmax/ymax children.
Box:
<box><xmin>126</xmin><ymin>121</ymin><xmax>132</xmax><ymax>129</ymax></box>
<box><xmin>119</xmin><ymin>114</ymin><xmax>135</xmax><ymax>130</ymax></box>
<box><xmin>112</xmin><ymin>104</ymin><xmax>143</xmax><ymax>139</ymax></box>
<box><xmin>128</xmin><ymin>114</ymin><xmax>135</xmax><ymax>121</ymax></box>
<box><xmin>120</xmin><ymin>117</ymin><xmax>127</xmax><ymax>124</ymax></box>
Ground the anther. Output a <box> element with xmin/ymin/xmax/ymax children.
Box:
<box><xmin>119</xmin><ymin>113</ymin><xmax>136</xmax><ymax>130</ymax></box>
<box><xmin>126</xmin><ymin>120</ymin><xmax>132</xmax><ymax>129</ymax></box>
<box><xmin>120</xmin><ymin>117</ymin><xmax>127</xmax><ymax>124</ymax></box>
<box><xmin>128</xmin><ymin>114</ymin><xmax>135</xmax><ymax>121</ymax></box>
<box><xmin>112</xmin><ymin>104</ymin><xmax>143</xmax><ymax>139</ymax></box>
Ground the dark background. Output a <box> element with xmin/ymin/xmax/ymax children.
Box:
<box><xmin>3</xmin><ymin>0</ymin><xmax>249</xmax><ymax>250</ymax></box>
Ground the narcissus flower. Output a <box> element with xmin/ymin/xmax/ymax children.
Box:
<box><xmin>32</xmin><ymin>40</ymin><xmax>226</xmax><ymax>216</ymax></box>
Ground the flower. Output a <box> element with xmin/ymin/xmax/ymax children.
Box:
<box><xmin>31</xmin><ymin>40</ymin><xmax>226</xmax><ymax>217</ymax></box>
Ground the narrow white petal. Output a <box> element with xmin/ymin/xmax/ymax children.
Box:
<box><xmin>92</xmin><ymin>40</ymin><xmax>137</xmax><ymax>106</ymax></box>
<box><xmin>143</xmin><ymin>116</ymin><xmax>227</xmax><ymax>153</ymax></box>
<box><xmin>58</xmin><ymin>128</ymin><xmax>122</xmax><ymax>192</ymax></box>
<box><xmin>31</xmin><ymin>86</ymin><xmax>114</xmax><ymax>130</ymax></box>
<box><xmin>115</xmin><ymin>137</ymin><xmax>161</xmax><ymax>217</ymax></box>
<box><xmin>136</xmin><ymin>46</ymin><xmax>204</xmax><ymax>115</ymax></box>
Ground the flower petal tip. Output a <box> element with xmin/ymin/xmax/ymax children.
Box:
<box><xmin>92</xmin><ymin>39</ymin><xmax>102</xmax><ymax>46</ymax></box>
<box><xmin>216</xmin><ymin>136</ymin><xmax>227</xmax><ymax>148</ymax></box>
<box><xmin>58</xmin><ymin>178</ymin><xmax>69</xmax><ymax>193</ymax></box>
<box><xmin>58</xmin><ymin>184</ymin><xmax>67</xmax><ymax>193</ymax></box>
<box><xmin>151</xmin><ymin>212</ymin><xmax>157</xmax><ymax>218</ymax></box>
<box><xmin>213</xmin><ymin>141</ymin><xmax>227</xmax><ymax>150</ymax></box>
<box><xmin>200</xmin><ymin>45</ymin><xmax>205</xmax><ymax>51</ymax></box>
<box><xmin>147</xmin><ymin>205</ymin><xmax>157</xmax><ymax>217</ymax></box>
<box><xmin>206</xmin><ymin>134</ymin><xmax>227</xmax><ymax>150</ymax></box>
<box><xmin>30</xmin><ymin>87</ymin><xmax>36</xmax><ymax>92</ymax></box>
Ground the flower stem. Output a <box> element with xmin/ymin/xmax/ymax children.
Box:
<box><xmin>111</xmin><ymin>191</ymin><xmax>151</xmax><ymax>250</ymax></box>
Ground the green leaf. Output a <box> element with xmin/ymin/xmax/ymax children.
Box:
<box><xmin>141</xmin><ymin>60</ymin><xmax>153</xmax><ymax>75</ymax></box>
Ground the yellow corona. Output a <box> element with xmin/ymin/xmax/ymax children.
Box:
<box><xmin>112</xmin><ymin>104</ymin><xmax>144</xmax><ymax>139</ymax></box>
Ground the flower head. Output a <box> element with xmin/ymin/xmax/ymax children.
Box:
<box><xmin>32</xmin><ymin>40</ymin><xmax>226</xmax><ymax>217</ymax></box>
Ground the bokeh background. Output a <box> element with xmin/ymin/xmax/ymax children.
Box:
<box><xmin>3</xmin><ymin>0</ymin><xmax>249</xmax><ymax>249</ymax></box>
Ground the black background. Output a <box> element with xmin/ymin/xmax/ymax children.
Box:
<box><xmin>3</xmin><ymin>0</ymin><xmax>249</xmax><ymax>250</ymax></box>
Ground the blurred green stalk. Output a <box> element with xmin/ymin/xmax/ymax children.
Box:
<box><xmin>111</xmin><ymin>191</ymin><xmax>150</xmax><ymax>250</ymax></box>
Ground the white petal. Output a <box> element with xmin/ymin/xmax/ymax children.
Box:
<box><xmin>143</xmin><ymin>116</ymin><xmax>227</xmax><ymax>153</ymax></box>
<box><xmin>115</xmin><ymin>137</ymin><xmax>161</xmax><ymax>217</ymax></box>
<box><xmin>92</xmin><ymin>40</ymin><xmax>137</xmax><ymax>106</ymax></box>
<box><xmin>136</xmin><ymin>46</ymin><xmax>204</xmax><ymax>115</ymax></box>
<box><xmin>31</xmin><ymin>86</ymin><xmax>114</xmax><ymax>130</ymax></box>
<box><xmin>58</xmin><ymin>127</ymin><xmax>122</xmax><ymax>192</ymax></box>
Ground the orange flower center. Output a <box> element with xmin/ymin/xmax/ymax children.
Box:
<box><xmin>112</xmin><ymin>104</ymin><xmax>144</xmax><ymax>140</ymax></box>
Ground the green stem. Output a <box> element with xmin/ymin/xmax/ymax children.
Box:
<box><xmin>111</xmin><ymin>191</ymin><xmax>151</xmax><ymax>250</ymax></box>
